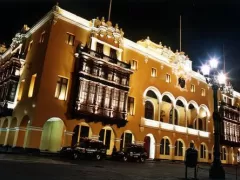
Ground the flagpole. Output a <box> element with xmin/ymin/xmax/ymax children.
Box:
<box><xmin>108</xmin><ymin>0</ymin><xmax>112</xmax><ymax>21</ymax></box>
<box><xmin>223</xmin><ymin>43</ymin><xmax>226</xmax><ymax>73</ymax></box>
<box><xmin>180</xmin><ymin>15</ymin><xmax>182</xmax><ymax>52</ymax></box>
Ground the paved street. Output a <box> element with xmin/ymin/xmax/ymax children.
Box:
<box><xmin>0</xmin><ymin>154</ymin><xmax>239</xmax><ymax>180</ymax></box>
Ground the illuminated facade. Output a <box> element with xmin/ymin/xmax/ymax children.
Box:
<box><xmin>0</xmin><ymin>4</ymin><xmax>239</xmax><ymax>163</ymax></box>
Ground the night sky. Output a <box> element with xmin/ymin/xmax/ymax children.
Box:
<box><xmin>1</xmin><ymin>0</ymin><xmax>240</xmax><ymax>90</ymax></box>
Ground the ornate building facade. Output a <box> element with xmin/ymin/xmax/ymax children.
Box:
<box><xmin>0</xmin><ymin>4</ymin><xmax>239</xmax><ymax>164</ymax></box>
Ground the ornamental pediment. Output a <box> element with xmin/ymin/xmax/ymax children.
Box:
<box><xmin>90</xmin><ymin>17</ymin><xmax>124</xmax><ymax>44</ymax></box>
<box><xmin>137</xmin><ymin>37</ymin><xmax>192</xmax><ymax>72</ymax></box>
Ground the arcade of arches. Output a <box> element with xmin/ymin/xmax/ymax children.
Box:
<box><xmin>0</xmin><ymin>86</ymin><xmax>239</xmax><ymax>164</ymax></box>
<box><xmin>144</xmin><ymin>89</ymin><xmax>209</xmax><ymax>131</ymax></box>
<box><xmin>0</xmin><ymin>116</ymin><xmax>239</xmax><ymax>164</ymax></box>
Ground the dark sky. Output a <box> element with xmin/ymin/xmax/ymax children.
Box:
<box><xmin>1</xmin><ymin>0</ymin><xmax>240</xmax><ymax>90</ymax></box>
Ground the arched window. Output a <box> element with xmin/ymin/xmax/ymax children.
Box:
<box><xmin>169</xmin><ymin>108</ymin><xmax>178</xmax><ymax>125</ymax></box>
<box><xmin>198</xmin><ymin>118</ymin><xmax>203</xmax><ymax>131</ymax></box>
<box><xmin>200</xmin><ymin>143</ymin><xmax>206</xmax><ymax>159</ymax></box>
<box><xmin>71</xmin><ymin>125</ymin><xmax>90</xmax><ymax>146</ymax></box>
<box><xmin>160</xmin><ymin>138</ymin><xmax>170</xmax><ymax>155</ymax></box>
<box><xmin>221</xmin><ymin>147</ymin><xmax>227</xmax><ymax>161</ymax></box>
<box><xmin>175</xmin><ymin>140</ymin><xmax>183</xmax><ymax>156</ymax></box>
<box><xmin>145</xmin><ymin>101</ymin><xmax>154</xmax><ymax>119</ymax></box>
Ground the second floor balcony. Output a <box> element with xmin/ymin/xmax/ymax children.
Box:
<box><xmin>141</xmin><ymin>117</ymin><xmax>210</xmax><ymax>138</ymax></box>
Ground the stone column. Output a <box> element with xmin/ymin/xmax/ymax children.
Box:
<box><xmin>14</xmin><ymin>127</ymin><xmax>27</xmax><ymax>147</ymax></box>
<box><xmin>158</xmin><ymin>101</ymin><xmax>161</xmax><ymax>122</ymax></box>
<box><xmin>25</xmin><ymin>126</ymin><xmax>43</xmax><ymax>150</ymax></box>
<box><xmin>185</xmin><ymin>108</ymin><xmax>188</xmax><ymax>127</ymax></box>
<box><xmin>196</xmin><ymin>115</ymin><xmax>199</xmax><ymax>130</ymax></box>
<box><xmin>172</xmin><ymin>105</ymin><xmax>175</xmax><ymax>125</ymax></box>
<box><xmin>155</xmin><ymin>143</ymin><xmax>160</xmax><ymax>160</ymax></box>
<box><xmin>206</xmin><ymin>117</ymin><xmax>209</xmax><ymax>132</ymax></box>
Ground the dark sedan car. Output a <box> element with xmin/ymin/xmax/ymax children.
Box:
<box><xmin>112</xmin><ymin>144</ymin><xmax>148</xmax><ymax>163</ymax></box>
<box><xmin>60</xmin><ymin>138</ymin><xmax>107</xmax><ymax>160</ymax></box>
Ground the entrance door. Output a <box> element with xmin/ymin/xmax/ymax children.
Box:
<box><xmin>144</xmin><ymin>136</ymin><xmax>150</xmax><ymax>158</ymax></box>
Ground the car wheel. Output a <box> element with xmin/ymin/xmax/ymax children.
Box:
<box><xmin>73</xmin><ymin>152</ymin><xmax>79</xmax><ymax>160</ymax></box>
<box><xmin>96</xmin><ymin>154</ymin><xmax>101</xmax><ymax>161</ymax></box>
<box><xmin>140</xmin><ymin>157</ymin><xmax>145</xmax><ymax>163</ymax></box>
<box><xmin>123</xmin><ymin>156</ymin><xmax>128</xmax><ymax>162</ymax></box>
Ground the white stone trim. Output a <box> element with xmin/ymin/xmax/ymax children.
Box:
<box><xmin>27</xmin><ymin>126</ymin><xmax>43</xmax><ymax>131</ymax></box>
<box><xmin>25</xmin><ymin>11</ymin><xmax>52</xmax><ymax>38</ymax></box>
<box><xmin>64</xmin><ymin>131</ymin><xmax>74</xmax><ymax>136</ymax></box>
<box><xmin>114</xmin><ymin>138</ymin><xmax>122</xmax><ymax>142</ymax></box>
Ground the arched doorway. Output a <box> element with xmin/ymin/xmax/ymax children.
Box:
<box><xmin>161</xmin><ymin>94</ymin><xmax>174</xmax><ymax>123</ymax></box>
<box><xmin>120</xmin><ymin>130</ymin><xmax>135</xmax><ymax>150</ymax></box>
<box><xmin>200</xmin><ymin>143</ymin><xmax>207</xmax><ymax>162</ymax></box>
<box><xmin>40</xmin><ymin>118</ymin><xmax>65</xmax><ymax>152</ymax></box>
<box><xmin>0</xmin><ymin>118</ymin><xmax>8</xmax><ymax>145</ymax></box>
<box><xmin>7</xmin><ymin>117</ymin><xmax>17</xmax><ymax>146</ymax></box>
<box><xmin>176</xmin><ymin>98</ymin><xmax>187</xmax><ymax>126</ymax></box>
<box><xmin>99</xmin><ymin>126</ymin><xmax>115</xmax><ymax>155</ymax></box>
<box><xmin>187</xmin><ymin>102</ymin><xmax>198</xmax><ymax>129</ymax></box>
<box><xmin>174</xmin><ymin>139</ymin><xmax>185</xmax><ymax>160</ymax></box>
<box><xmin>71</xmin><ymin>123</ymin><xmax>92</xmax><ymax>146</ymax></box>
<box><xmin>144</xmin><ymin>134</ymin><xmax>155</xmax><ymax>159</ymax></box>
<box><xmin>144</xmin><ymin>90</ymin><xmax>160</xmax><ymax>120</ymax></box>
<box><xmin>169</xmin><ymin>108</ymin><xmax>178</xmax><ymax>125</ymax></box>
<box><xmin>221</xmin><ymin>146</ymin><xmax>227</xmax><ymax>163</ymax></box>
<box><xmin>160</xmin><ymin>136</ymin><xmax>171</xmax><ymax>159</ymax></box>
<box><xmin>145</xmin><ymin>101</ymin><xmax>154</xmax><ymax>120</ymax></box>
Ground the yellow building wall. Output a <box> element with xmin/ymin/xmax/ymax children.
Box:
<box><xmin>5</xmin><ymin>8</ymin><xmax>240</xmax><ymax>164</ymax></box>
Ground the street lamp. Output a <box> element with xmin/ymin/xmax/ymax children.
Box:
<box><xmin>201</xmin><ymin>58</ymin><xmax>226</xmax><ymax>179</ymax></box>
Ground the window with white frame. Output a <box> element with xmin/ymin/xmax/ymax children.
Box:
<box><xmin>191</xmin><ymin>84</ymin><xmax>195</xmax><ymax>92</ymax></box>
<box><xmin>96</xmin><ymin>42</ymin><xmax>104</xmax><ymax>54</ymax></box>
<box><xmin>200</xmin><ymin>143</ymin><xmax>206</xmax><ymax>159</ymax></box>
<box><xmin>39</xmin><ymin>31</ymin><xmax>46</xmax><ymax>43</ymax></box>
<box><xmin>201</xmin><ymin>88</ymin><xmax>206</xmax><ymax>96</ymax></box>
<box><xmin>131</xmin><ymin>60</ymin><xmax>138</xmax><ymax>70</ymax></box>
<box><xmin>55</xmin><ymin>76</ymin><xmax>68</xmax><ymax>100</ymax></box>
<box><xmin>127</xmin><ymin>96</ymin><xmax>135</xmax><ymax>116</ymax></box>
<box><xmin>166</xmin><ymin>74</ymin><xmax>171</xmax><ymax>83</ymax></box>
<box><xmin>151</xmin><ymin>68</ymin><xmax>157</xmax><ymax>77</ymax></box>
<box><xmin>160</xmin><ymin>138</ymin><xmax>170</xmax><ymax>155</ymax></box>
<box><xmin>66</xmin><ymin>33</ymin><xmax>75</xmax><ymax>46</ymax></box>
<box><xmin>174</xmin><ymin>140</ymin><xmax>183</xmax><ymax>156</ymax></box>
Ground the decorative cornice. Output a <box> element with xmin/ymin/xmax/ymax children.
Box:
<box><xmin>27</xmin><ymin>126</ymin><xmax>43</xmax><ymax>131</ymax></box>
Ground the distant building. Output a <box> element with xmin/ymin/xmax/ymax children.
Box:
<box><xmin>0</xmin><ymin>4</ymin><xmax>239</xmax><ymax>164</ymax></box>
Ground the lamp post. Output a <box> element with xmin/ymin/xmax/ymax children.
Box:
<box><xmin>201</xmin><ymin>58</ymin><xmax>226</xmax><ymax>179</ymax></box>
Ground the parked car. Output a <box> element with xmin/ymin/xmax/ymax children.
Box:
<box><xmin>112</xmin><ymin>144</ymin><xmax>148</xmax><ymax>163</ymax></box>
<box><xmin>60</xmin><ymin>138</ymin><xmax>107</xmax><ymax>160</ymax></box>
